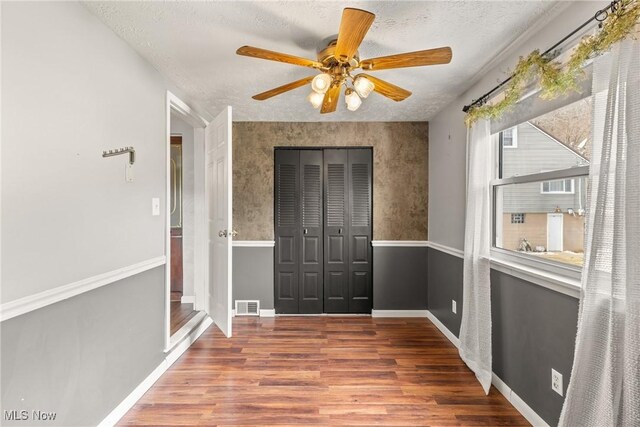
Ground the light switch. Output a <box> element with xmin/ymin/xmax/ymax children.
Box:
<box><xmin>152</xmin><ymin>198</ymin><xmax>160</xmax><ymax>216</ymax></box>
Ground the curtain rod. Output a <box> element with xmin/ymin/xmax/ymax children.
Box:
<box><xmin>462</xmin><ymin>1</ymin><xmax>622</xmax><ymax>113</ymax></box>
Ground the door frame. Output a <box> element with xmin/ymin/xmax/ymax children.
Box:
<box><xmin>164</xmin><ymin>91</ymin><xmax>209</xmax><ymax>351</ymax></box>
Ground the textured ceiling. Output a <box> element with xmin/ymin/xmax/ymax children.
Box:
<box><xmin>84</xmin><ymin>1</ymin><xmax>559</xmax><ymax>122</ymax></box>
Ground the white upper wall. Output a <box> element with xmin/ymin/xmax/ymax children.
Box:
<box><xmin>428</xmin><ymin>1</ymin><xmax>602</xmax><ymax>251</ymax></box>
<box><xmin>1</xmin><ymin>2</ymin><xmax>175</xmax><ymax>302</ymax></box>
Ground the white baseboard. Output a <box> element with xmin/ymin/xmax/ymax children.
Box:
<box><xmin>180</xmin><ymin>295</ymin><xmax>195</xmax><ymax>304</ymax></box>
<box><xmin>425</xmin><ymin>310</ymin><xmax>549</xmax><ymax>427</ymax></box>
<box><xmin>371</xmin><ymin>310</ymin><xmax>428</xmax><ymax>317</ymax></box>
<box><xmin>99</xmin><ymin>315</ymin><xmax>213</xmax><ymax>427</ymax></box>
<box><xmin>492</xmin><ymin>374</ymin><xmax>551</xmax><ymax>427</ymax></box>
<box><xmin>426</xmin><ymin>310</ymin><xmax>461</xmax><ymax>348</ymax></box>
<box><xmin>232</xmin><ymin>309</ymin><xmax>275</xmax><ymax>317</ymax></box>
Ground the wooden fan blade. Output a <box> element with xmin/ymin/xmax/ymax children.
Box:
<box><xmin>359</xmin><ymin>74</ymin><xmax>411</xmax><ymax>102</ymax></box>
<box><xmin>321</xmin><ymin>84</ymin><xmax>341</xmax><ymax>114</ymax></box>
<box><xmin>360</xmin><ymin>47</ymin><xmax>452</xmax><ymax>71</ymax></box>
<box><xmin>237</xmin><ymin>46</ymin><xmax>323</xmax><ymax>69</ymax></box>
<box><xmin>252</xmin><ymin>76</ymin><xmax>315</xmax><ymax>101</ymax></box>
<box><xmin>334</xmin><ymin>8</ymin><xmax>375</xmax><ymax>63</ymax></box>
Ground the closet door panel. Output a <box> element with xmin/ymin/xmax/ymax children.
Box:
<box><xmin>299</xmin><ymin>150</ymin><xmax>323</xmax><ymax>313</ymax></box>
<box><xmin>323</xmin><ymin>149</ymin><xmax>349</xmax><ymax>313</ymax></box>
<box><xmin>274</xmin><ymin>150</ymin><xmax>300</xmax><ymax>313</ymax></box>
<box><xmin>348</xmin><ymin>149</ymin><xmax>373</xmax><ymax>313</ymax></box>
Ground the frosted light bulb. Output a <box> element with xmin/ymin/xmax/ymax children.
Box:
<box><xmin>308</xmin><ymin>91</ymin><xmax>324</xmax><ymax>109</ymax></box>
<box><xmin>311</xmin><ymin>73</ymin><xmax>332</xmax><ymax>94</ymax></box>
<box><xmin>353</xmin><ymin>76</ymin><xmax>375</xmax><ymax>98</ymax></box>
<box><xmin>345</xmin><ymin>89</ymin><xmax>362</xmax><ymax>111</ymax></box>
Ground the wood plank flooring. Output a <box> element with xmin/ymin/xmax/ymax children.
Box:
<box><xmin>170</xmin><ymin>301</ymin><xmax>197</xmax><ymax>336</ymax></box>
<box><xmin>120</xmin><ymin>317</ymin><xmax>528</xmax><ymax>426</ymax></box>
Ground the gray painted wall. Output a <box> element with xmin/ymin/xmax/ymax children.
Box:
<box><xmin>233</xmin><ymin>246</ymin><xmax>429</xmax><ymax>311</ymax></box>
<box><xmin>373</xmin><ymin>247</ymin><xmax>428</xmax><ymax>310</ymax></box>
<box><xmin>491</xmin><ymin>269</ymin><xmax>578</xmax><ymax>425</ymax></box>
<box><xmin>1</xmin><ymin>3</ymin><xmax>198</xmax><ymax>425</ymax></box>
<box><xmin>427</xmin><ymin>248</ymin><xmax>579</xmax><ymax>426</ymax></box>
<box><xmin>170</xmin><ymin>114</ymin><xmax>195</xmax><ymax>299</ymax></box>
<box><xmin>233</xmin><ymin>247</ymin><xmax>275</xmax><ymax>310</ymax></box>
<box><xmin>426</xmin><ymin>4</ymin><xmax>593</xmax><ymax>425</ymax></box>
<box><xmin>2</xmin><ymin>1</ymin><xmax>166</xmax><ymax>303</ymax></box>
<box><xmin>1</xmin><ymin>267</ymin><xmax>165</xmax><ymax>426</ymax></box>
<box><xmin>427</xmin><ymin>248</ymin><xmax>463</xmax><ymax>335</ymax></box>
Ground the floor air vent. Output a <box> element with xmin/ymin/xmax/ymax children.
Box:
<box><xmin>235</xmin><ymin>300</ymin><xmax>260</xmax><ymax>316</ymax></box>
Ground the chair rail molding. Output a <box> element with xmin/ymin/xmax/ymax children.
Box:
<box><xmin>0</xmin><ymin>256</ymin><xmax>166</xmax><ymax>322</ymax></box>
<box><xmin>232</xmin><ymin>240</ymin><xmax>275</xmax><ymax>247</ymax></box>
<box><xmin>371</xmin><ymin>240</ymin><xmax>429</xmax><ymax>247</ymax></box>
<box><xmin>426</xmin><ymin>241</ymin><xmax>464</xmax><ymax>258</ymax></box>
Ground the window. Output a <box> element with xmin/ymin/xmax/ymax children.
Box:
<box><xmin>501</xmin><ymin>127</ymin><xmax>518</xmax><ymax>148</ymax></box>
<box><xmin>511</xmin><ymin>213</ymin><xmax>525</xmax><ymax>224</ymax></box>
<box><xmin>541</xmin><ymin>178</ymin><xmax>574</xmax><ymax>194</ymax></box>
<box><xmin>493</xmin><ymin>98</ymin><xmax>592</xmax><ymax>268</ymax></box>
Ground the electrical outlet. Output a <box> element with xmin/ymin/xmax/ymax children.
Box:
<box><xmin>452</xmin><ymin>300</ymin><xmax>457</xmax><ymax>314</ymax></box>
<box><xmin>551</xmin><ymin>369</ymin><xmax>563</xmax><ymax>396</ymax></box>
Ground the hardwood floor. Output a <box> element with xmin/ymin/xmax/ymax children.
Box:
<box><xmin>120</xmin><ymin>317</ymin><xmax>528</xmax><ymax>426</ymax></box>
<box><xmin>170</xmin><ymin>301</ymin><xmax>197</xmax><ymax>336</ymax></box>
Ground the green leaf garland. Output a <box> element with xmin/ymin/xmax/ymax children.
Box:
<box><xmin>465</xmin><ymin>0</ymin><xmax>640</xmax><ymax>127</ymax></box>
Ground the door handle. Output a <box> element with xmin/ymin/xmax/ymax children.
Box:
<box><xmin>303</xmin><ymin>229</ymin><xmax>308</xmax><ymax>234</ymax></box>
<box><xmin>218</xmin><ymin>229</ymin><xmax>228</xmax><ymax>238</ymax></box>
<box><xmin>230</xmin><ymin>229</ymin><xmax>238</xmax><ymax>237</ymax></box>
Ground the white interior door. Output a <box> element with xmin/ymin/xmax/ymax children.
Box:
<box><xmin>547</xmin><ymin>213</ymin><xmax>563</xmax><ymax>252</ymax></box>
<box><xmin>205</xmin><ymin>106</ymin><xmax>232</xmax><ymax>338</ymax></box>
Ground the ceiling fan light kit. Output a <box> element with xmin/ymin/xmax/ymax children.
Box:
<box><xmin>311</xmin><ymin>73</ymin><xmax>332</xmax><ymax>94</ymax></box>
<box><xmin>237</xmin><ymin>7</ymin><xmax>452</xmax><ymax>114</ymax></box>
<box><xmin>353</xmin><ymin>75</ymin><xmax>375</xmax><ymax>98</ymax></box>
<box><xmin>344</xmin><ymin>88</ymin><xmax>362</xmax><ymax>111</ymax></box>
<box><xmin>308</xmin><ymin>91</ymin><xmax>325</xmax><ymax>109</ymax></box>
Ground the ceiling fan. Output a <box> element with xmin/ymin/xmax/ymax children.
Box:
<box><xmin>236</xmin><ymin>7</ymin><xmax>452</xmax><ymax>114</ymax></box>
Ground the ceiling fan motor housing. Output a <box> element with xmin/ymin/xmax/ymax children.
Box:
<box><xmin>317</xmin><ymin>38</ymin><xmax>360</xmax><ymax>68</ymax></box>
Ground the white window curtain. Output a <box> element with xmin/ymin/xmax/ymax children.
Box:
<box><xmin>559</xmin><ymin>35</ymin><xmax>640</xmax><ymax>426</ymax></box>
<box><xmin>460</xmin><ymin>118</ymin><xmax>492</xmax><ymax>394</ymax></box>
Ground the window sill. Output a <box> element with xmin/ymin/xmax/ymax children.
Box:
<box><xmin>489</xmin><ymin>250</ymin><xmax>581</xmax><ymax>298</ymax></box>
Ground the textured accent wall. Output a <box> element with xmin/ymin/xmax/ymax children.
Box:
<box><xmin>233</xmin><ymin>122</ymin><xmax>428</xmax><ymax>241</ymax></box>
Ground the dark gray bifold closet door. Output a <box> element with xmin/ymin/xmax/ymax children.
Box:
<box><xmin>347</xmin><ymin>149</ymin><xmax>373</xmax><ymax>313</ymax></box>
<box><xmin>299</xmin><ymin>150</ymin><xmax>323</xmax><ymax>313</ymax></box>
<box><xmin>274</xmin><ymin>150</ymin><xmax>300</xmax><ymax>313</ymax></box>
<box><xmin>275</xmin><ymin>148</ymin><xmax>371</xmax><ymax>314</ymax></box>
<box><xmin>274</xmin><ymin>149</ymin><xmax>324</xmax><ymax>314</ymax></box>
<box><xmin>324</xmin><ymin>149</ymin><xmax>372</xmax><ymax>313</ymax></box>
<box><xmin>324</xmin><ymin>149</ymin><xmax>349</xmax><ymax>313</ymax></box>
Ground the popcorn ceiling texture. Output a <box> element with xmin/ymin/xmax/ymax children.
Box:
<box><xmin>83</xmin><ymin>1</ymin><xmax>558</xmax><ymax>121</ymax></box>
<box><xmin>233</xmin><ymin>122</ymin><xmax>428</xmax><ymax>241</ymax></box>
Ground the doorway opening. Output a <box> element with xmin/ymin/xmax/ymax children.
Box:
<box><xmin>165</xmin><ymin>92</ymin><xmax>210</xmax><ymax>350</ymax></box>
<box><xmin>273</xmin><ymin>147</ymin><xmax>373</xmax><ymax>315</ymax></box>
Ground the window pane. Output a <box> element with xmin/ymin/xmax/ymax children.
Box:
<box><xmin>500</xmin><ymin>98</ymin><xmax>592</xmax><ymax>179</ymax></box>
<box><xmin>495</xmin><ymin>177</ymin><xmax>588</xmax><ymax>267</ymax></box>
<box><xmin>502</xmin><ymin>128</ymin><xmax>514</xmax><ymax>146</ymax></box>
